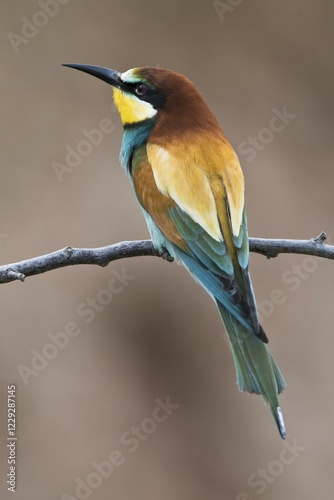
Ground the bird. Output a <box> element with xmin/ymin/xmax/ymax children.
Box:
<box><xmin>63</xmin><ymin>63</ymin><xmax>286</xmax><ymax>438</ymax></box>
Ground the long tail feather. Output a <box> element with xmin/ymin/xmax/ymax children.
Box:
<box><xmin>217</xmin><ymin>301</ymin><xmax>286</xmax><ymax>438</ymax></box>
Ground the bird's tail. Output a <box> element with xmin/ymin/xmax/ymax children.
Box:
<box><xmin>216</xmin><ymin>301</ymin><xmax>286</xmax><ymax>438</ymax></box>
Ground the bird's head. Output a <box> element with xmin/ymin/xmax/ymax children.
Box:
<box><xmin>63</xmin><ymin>64</ymin><xmax>220</xmax><ymax>134</ymax></box>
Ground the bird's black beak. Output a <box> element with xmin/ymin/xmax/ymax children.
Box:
<box><xmin>62</xmin><ymin>63</ymin><xmax>125</xmax><ymax>90</ymax></box>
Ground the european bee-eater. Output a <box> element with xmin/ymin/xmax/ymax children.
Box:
<box><xmin>64</xmin><ymin>63</ymin><xmax>286</xmax><ymax>438</ymax></box>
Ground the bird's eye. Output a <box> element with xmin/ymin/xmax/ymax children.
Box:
<box><xmin>135</xmin><ymin>83</ymin><xmax>148</xmax><ymax>96</ymax></box>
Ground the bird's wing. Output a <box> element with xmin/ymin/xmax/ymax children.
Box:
<box><xmin>132</xmin><ymin>142</ymin><xmax>262</xmax><ymax>336</ymax></box>
<box><xmin>146</xmin><ymin>140</ymin><xmax>245</xmax><ymax>240</ymax></box>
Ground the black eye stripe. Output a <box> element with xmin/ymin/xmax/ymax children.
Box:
<box><xmin>121</xmin><ymin>80</ymin><xmax>167</xmax><ymax>109</ymax></box>
<box><xmin>122</xmin><ymin>81</ymin><xmax>150</xmax><ymax>90</ymax></box>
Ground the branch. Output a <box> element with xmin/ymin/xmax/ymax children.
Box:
<box><xmin>0</xmin><ymin>232</ymin><xmax>331</xmax><ymax>284</ymax></box>
<box><xmin>249</xmin><ymin>231</ymin><xmax>331</xmax><ymax>258</ymax></box>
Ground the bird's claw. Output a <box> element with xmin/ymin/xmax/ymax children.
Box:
<box><xmin>160</xmin><ymin>248</ymin><xmax>174</xmax><ymax>262</ymax></box>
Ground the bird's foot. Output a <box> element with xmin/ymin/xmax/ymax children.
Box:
<box><xmin>160</xmin><ymin>248</ymin><xmax>174</xmax><ymax>262</ymax></box>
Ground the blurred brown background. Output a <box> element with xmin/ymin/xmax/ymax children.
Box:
<box><xmin>1</xmin><ymin>1</ymin><xmax>334</xmax><ymax>499</ymax></box>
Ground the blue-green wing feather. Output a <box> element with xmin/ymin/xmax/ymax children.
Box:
<box><xmin>168</xmin><ymin>205</ymin><xmax>255</xmax><ymax>331</ymax></box>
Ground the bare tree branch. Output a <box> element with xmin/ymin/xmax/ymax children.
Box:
<box><xmin>249</xmin><ymin>231</ymin><xmax>331</xmax><ymax>258</ymax></box>
<box><xmin>0</xmin><ymin>232</ymin><xmax>331</xmax><ymax>284</ymax></box>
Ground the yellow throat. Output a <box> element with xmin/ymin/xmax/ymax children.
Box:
<box><xmin>113</xmin><ymin>88</ymin><xmax>157</xmax><ymax>125</ymax></box>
